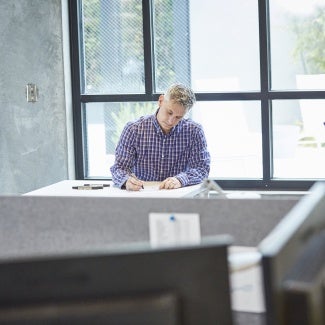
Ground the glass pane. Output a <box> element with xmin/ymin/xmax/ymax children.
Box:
<box><xmin>85</xmin><ymin>102</ymin><xmax>156</xmax><ymax>177</ymax></box>
<box><xmin>81</xmin><ymin>0</ymin><xmax>145</xmax><ymax>94</ymax></box>
<box><xmin>192</xmin><ymin>101</ymin><xmax>262</xmax><ymax>178</ymax></box>
<box><xmin>272</xmin><ymin>100</ymin><xmax>325</xmax><ymax>178</ymax></box>
<box><xmin>153</xmin><ymin>0</ymin><xmax>260</xmax><ymax>92</ymax></box>
<box><xmin>270</xmin><ymin>0</ymin><xmax>325</xmax><ymax>90</ymax></box>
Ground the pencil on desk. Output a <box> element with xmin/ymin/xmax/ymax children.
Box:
<box><xmin>128</xmin><ymin>170</ymin><xmax>144</xmax><ymax>189</ymax></box>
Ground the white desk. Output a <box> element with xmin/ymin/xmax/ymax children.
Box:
<box><xmin>25</xmin><ymin>180</ymin><xmax>205</xmax><ymax>198</ymax></box>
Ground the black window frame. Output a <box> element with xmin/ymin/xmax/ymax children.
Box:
<box><xmin>68</xmin><ymin>0</ymin><xmax>325</xmax><ymax>190</ymax></box>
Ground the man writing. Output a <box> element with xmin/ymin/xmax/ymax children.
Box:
<box><xmin>110</xmin><ymin>83</ymin><xmax>210</xmax><ymax>191</ymax></box>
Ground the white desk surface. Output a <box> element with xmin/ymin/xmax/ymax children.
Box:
<box><xmin>24</xmin><ymin>180</ymin><xmax>205</xmax><ymax>198</ymax></box>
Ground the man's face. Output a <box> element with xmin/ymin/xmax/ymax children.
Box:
<box><xmin>156</xmin><ymin>95</ymin><xmax>187</xmax><ymax>134</ymax></box>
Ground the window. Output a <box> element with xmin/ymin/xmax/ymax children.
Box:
<box><xmin>269</xmin><ymin>0</ymin><xmax>325</xmax><ymax>184</ymax></box>
<box><xmin>69</xmin><ymin>0</ymin><xmax>325</xmax><ymax>189</ymax></box>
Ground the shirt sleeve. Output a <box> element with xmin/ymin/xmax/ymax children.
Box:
<box><xmin>175</xmin><ymin>126</ymin><xmax>210</xmax><ymax>186</ymax></box>
<box><xmin>110</xmin><ymin>122</ymin><xmax>137</xmax><ymax>188</ymax></box>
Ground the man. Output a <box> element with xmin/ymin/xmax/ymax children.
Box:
<box><xmin>110</xmin><ymin>83</ymin><xmax>210</xmax><ymax>191</ymax></box>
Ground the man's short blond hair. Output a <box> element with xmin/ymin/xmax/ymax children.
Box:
<box><xmin>164</xmin><ymin>83</ymin><xmax>196</xmax><ymax>111</ymax></box>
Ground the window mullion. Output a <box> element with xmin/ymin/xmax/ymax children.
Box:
<box><xmin>258</xmin><ymin>0</ymin><xmax>273</xmax><ymax>184</ymax></box>
<box><xmin>142</xmin><ymin>0</ymin><xmax>155</xmax><ymax>96</ymax></box>
<box><xmin>69</xmin><ymin>0</ymin><xmax>85</xmax><ymax>179</ymax></box>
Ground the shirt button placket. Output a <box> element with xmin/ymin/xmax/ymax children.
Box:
<box><xmin>160</xmin><ymin>137</ymin><xmax>166</xmax><ymax>175</ymax></box>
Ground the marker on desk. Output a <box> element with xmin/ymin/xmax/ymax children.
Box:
<box><xmin>72</xmin><ymin>185</ymin><xmax>103</xmax><ymax>190</ymax></box>
<box><xmin>84</xmin><ymin>183</ymin><xmax>110</xmax><ymax>188</ymax></box>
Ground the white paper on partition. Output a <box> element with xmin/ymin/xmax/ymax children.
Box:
<box><xmin>149</xmin><ymin>212</ymin><xmax>201</xmax><ymax>248</ymax></box>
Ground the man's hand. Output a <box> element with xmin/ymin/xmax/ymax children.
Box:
<box><xmin>159</xmin><ymin>177</ymin><xmax>182</xmax><ymax>190</ymax></box>
<box><xmin>126</xmin><ymin>175</ymin><xmax>144</xmax><ymax>191</ymax></box>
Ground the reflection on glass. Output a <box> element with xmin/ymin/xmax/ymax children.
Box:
<box><xmin>270</xmin><ymin>0</ymin><xmax>325</xmax><ymax>90</ymax></box>
<box><xmin>272</xmin><ymin>100</ymin><xmax>325</xmax><ymax>178</ymax></box>
<box><xmin>192</xmin><ymin>101</ymin><xmax>262</xmax><ymax>178</ymax></box>
<box><xmin>82</xmin><ymin>0</ymin><xmax>145</xmax><ymax>94</ymax></box>
<box><xmin>154</xmin><ymin>0</ymin><xmax>260</xmax><ymax>92</ymax></box>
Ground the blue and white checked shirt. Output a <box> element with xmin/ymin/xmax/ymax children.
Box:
<box><xmin>110</xmin><ymin>111</ymin><xmax>210</xmax><ymax>188</ymax></box>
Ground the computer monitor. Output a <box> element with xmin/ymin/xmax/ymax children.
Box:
<box><xmin>0</xmin><ymin>236</ymin><xmax>233</xmax><ymax>325</ymax></box>
<box><xmin>259</xmin><ymin>181</ymin><xmax>325</xmax><ymax>325</ymax></box>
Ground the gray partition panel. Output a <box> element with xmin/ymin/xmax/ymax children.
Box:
<box><xmin>0</xmin><ymin>196</ymin><xmax>298</xmax><ymax>259</ymax></box>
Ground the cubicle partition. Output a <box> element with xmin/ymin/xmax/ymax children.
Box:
<box><xmin>0</xmin><ymin>195</ymin><xmax>299</xmax><ymax>258</ymax></box>
<box><xmin>0</xmin><ymin>195</ymin><xmax>302</xmax><ymax>325</ymax></box>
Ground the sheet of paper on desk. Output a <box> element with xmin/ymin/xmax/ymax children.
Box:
<box><xmin>143</xmin><ymin>181</ymin><xmax>161</xmax><ymax>191</ymax></box>
<box><xmin>229</xmin><ymin>246</ymin><xmax>265</xmax><ymax>313</ymax></box>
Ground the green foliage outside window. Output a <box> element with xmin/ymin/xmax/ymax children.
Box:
<box><xmin>107</xmin><ymin>102</ymin><xmax>155</xmax><ymax>153</ymax></box>
<box><xmin>83</xmin><ymin>0</ymin><xmax>101</xmax><ymax>91</ymax></box>
<box><xmin>154</xmin><ymin>0</ymin><xmax>176</xmax><ymax>91</ymax></box>
<box><xmin>291</xmin><ymin>6</ymin><xmax>325</xmax><ymax>73</ymax></box>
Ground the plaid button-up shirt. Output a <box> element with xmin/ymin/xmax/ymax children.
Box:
<box><xmin>110</xmin><ymin>112</ymin><xmax>210</xmax><ymax>188</ymax></box>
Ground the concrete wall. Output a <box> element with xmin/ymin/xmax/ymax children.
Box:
<box><xmin>0</xmin><ymin>0</ymin><xmax>73</xmax><ymax>195</ymax></box>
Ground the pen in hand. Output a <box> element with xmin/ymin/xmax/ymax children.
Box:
<box><xmin>127</xmin><ymin>170</ymin><xmax>144</xmax><ymax>189</ymax></box>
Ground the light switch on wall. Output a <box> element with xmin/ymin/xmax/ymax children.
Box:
<box><xmin>26</xmin><ymin>83</ymin><xmax>39</xmax><ymax>102</ymax></box>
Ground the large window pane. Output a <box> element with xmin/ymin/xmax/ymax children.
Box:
<box><xmin>272</xmin><ymin>100</ymin><xmax>325</xmax><ymax>178</ymax></box>
<box><xmin>153</xmin><ymin>0</ymin><xmax>260</xmax><ymax>92</ymax></box>
<box><xmin>193</xmin><ymin>101</ymin><xmax>262</xmax><ymax>178</ymax></box>
<box><xmin>152</xmin><ymin>0</ymin><xmax>190</xmax><ymax>91</ymax></box>
<box><xmin>82</xmin><ymin>0</ymin><xmax>145</xmax><ymax>94</ymax></box>
<box><xmin>270</xmin><ymin>0</ymin><xmax>325</xmax><ymax>90</ymax></box>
